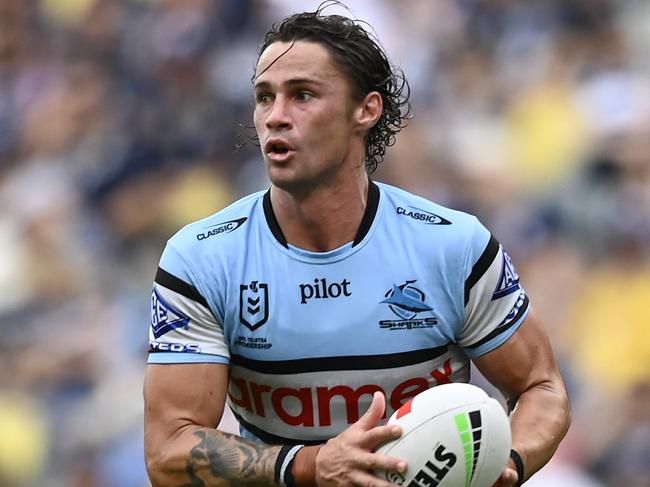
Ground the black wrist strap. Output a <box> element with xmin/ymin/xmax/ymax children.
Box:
<box><xmin>510</xmin><ymin>449</ymin><xmax>525</xmax><ymax>486</ymax></box>
<box><xmin>284</xmin><ymin>455</ymin><xmax>298</xmax><ymax>487</ymax></box>
<box><xmin>274</xmin><ymin>444</ymin><xmax>304</xmax><ymax>487</ymax></box>
<box><xmin>274</xmin><ymin>445</ymin><xmax>293</xmax><ymax>485</ymax></box>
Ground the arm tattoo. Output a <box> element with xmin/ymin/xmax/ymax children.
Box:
<box><xmin>180</xmin><ymin>430</ymin><xmax>280</xmax><ymax>487</ymax></box>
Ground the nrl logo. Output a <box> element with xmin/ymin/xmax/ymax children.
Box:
<box><xmin>239</xmin><ymin>281</ymin><xmax>269</xmax><ymax>331</ymax></box>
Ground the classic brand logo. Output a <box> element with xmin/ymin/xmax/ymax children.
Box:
<box><xmin>396</xmin><ymin>206</ymin><xmax>451</xmax><ymax>225</ymax></box>
<box><xmin>239</xmin><ymin>281</ymin><xmax>269</xmax><ymax>331</ymax></box>
<box><xmin>379</xmin><ymin>280</ymin><xmax>438</xmax><ymax>330</ymax></box>
<box><xmin>151</xmin><ymin>288</ymin><xmax>190</xmax><ymax>338</ymax></box>
<box><xmin>196</xmin><ymin>217</ymin><xmax>247</xmax><ymax>241</ymax></box>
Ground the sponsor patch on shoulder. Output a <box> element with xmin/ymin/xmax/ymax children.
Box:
<box><xmin>492</xmin><ymin>250</ymin><xmax>520</xmax><ymax>300</ymax></box>
<box><xmin>151</xmin><ymin>288</ymin><xmax>190</xmax><ymax>338</ymax></box>
<box><xmin>498</xmin><ymin>290</ymin><xmax>527</xmax><ymax>328</ymax></box>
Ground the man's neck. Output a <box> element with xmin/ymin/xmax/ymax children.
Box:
<box><xmin>270</xmin><ymin>175</ymin><xmax>370</xmax><ymax>252</ymax></box>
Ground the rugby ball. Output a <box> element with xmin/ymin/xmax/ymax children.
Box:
<box><xmin>374</xmin><ymin>383</ymin><xmax>511</xmax><ymax>487</ymax></box>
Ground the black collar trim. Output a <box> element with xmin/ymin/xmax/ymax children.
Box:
<box><xmin>262</xmin><ymin>181</ymin><xmax>380</xmax><ymax>249</ymax></box>
<box><xmin>352</xmin><ymin>181</ymin><xmax>380</xmax><ymax>246</ymax></box>
<box><xmin>263</xmin><ymin>189</ymin><xmax>288</xmax><ymax>247</ymax></box>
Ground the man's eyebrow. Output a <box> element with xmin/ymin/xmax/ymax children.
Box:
<box><xmin>253</xmin><ymin>78</ymin><xmax>325</xmax><ymax>90</ymax></box>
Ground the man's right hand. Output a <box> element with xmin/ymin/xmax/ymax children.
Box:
<box><xmin>295</xmin><ymin>391</ymin><xmax>408</xmax><ymax>486</ymax></box>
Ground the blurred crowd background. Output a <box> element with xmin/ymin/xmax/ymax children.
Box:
<box><xmin>0</xmin><ymin>0</ymin><xmax>649</xmax><ymax>486</ymax></box>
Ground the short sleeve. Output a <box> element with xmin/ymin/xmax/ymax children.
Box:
<box><xmin>457</xmin><ymin>220</ymin><xmax>530</xmax><ymax>357</ymax></box>
<box><xmin>148</xmin><ymin>242</ymin><xmax>230</xmax><ymax>364</ymax></box>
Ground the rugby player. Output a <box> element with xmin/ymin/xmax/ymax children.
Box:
<box><xmin>144</xmin><ymin>5</ymin><xmax>570</xmax><ymax>487</ymax></box>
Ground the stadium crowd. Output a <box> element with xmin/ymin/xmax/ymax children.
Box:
<box><xmin>0</xmin><ymin>0</ymin><xmax>648</xmax><ymax>486</ymax></box>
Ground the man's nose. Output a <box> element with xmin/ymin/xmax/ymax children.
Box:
<box><xmin>266</xmin><ymin>96</ymin><xmax>291</xmax><ymax>130</ymax></box>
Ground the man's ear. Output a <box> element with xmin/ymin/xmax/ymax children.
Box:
<box><xmin>354</xmin><ymin>91</ymin><xmax>383</xmax><ymax>132</ymax></box>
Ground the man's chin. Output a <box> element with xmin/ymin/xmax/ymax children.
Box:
<box><xmin>269</xmin><ymin>175</ymin><xmax>307</xmax><ymax>194</ymax></box>
<box><xmin>267</xmin><ymin>166</ymin><xmax>303</xmax><ymax>189</ymax></box>
<box><xmin>268</xmin><ymin>170</ymin><xmax>318</xmax><ymax>196</ymax></box>
<box><xmin>266</xmin><ymin>162</ymin><xmax>338</xmax><ymax>196</ymax></box>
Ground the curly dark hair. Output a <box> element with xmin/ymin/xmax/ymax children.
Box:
<box><xmin>255</xmin><ymin>1</ymin><xmax>411</xmax><ymax>173</ymax></box>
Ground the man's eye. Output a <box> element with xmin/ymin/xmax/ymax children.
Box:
<box><xmin>256</xmin><ymin>93</ymin><xmax>272</xmax><ymax>103</ymax></box>
<box><xmin>296</xmin><ymin>92</ymin><xmax>313</xmax><ymax>101</ymax></box>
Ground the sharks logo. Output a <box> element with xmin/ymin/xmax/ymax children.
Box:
<box><xmin>382</xmin><ymin>280</ymin><xmax>433</xmax><ymax>319</ymax></box>
<box><xmin>379</xmin><ymin>280</ymin><xmax>438</xmax><ymax>330</ymax></box>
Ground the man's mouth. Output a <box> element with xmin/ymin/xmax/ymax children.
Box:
<box><xmin>269</xmin><ymin>144</ymin><xmax>289</xmax><ymax>155</ymax></box>
<box><xmin>265</xmin><ymin>139</ymin><xmax>295</xmax><ymax>159</ymax></box>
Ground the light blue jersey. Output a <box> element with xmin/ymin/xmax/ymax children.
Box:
<box><xmin>149</xmin><ymin>182</ymin><xmax>529</xmax><ymax>444</ymax></box>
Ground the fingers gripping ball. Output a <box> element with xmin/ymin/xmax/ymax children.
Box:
<box><xmin>374</xmin><ymin>383</ymin><xmax>511</xmax><ymax>487</ymax></box>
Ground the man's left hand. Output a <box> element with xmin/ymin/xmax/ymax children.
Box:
<box><xmin>491</xmin><ymin>460</ymin><xmax>519</xmax><ymax>487</ymax></box>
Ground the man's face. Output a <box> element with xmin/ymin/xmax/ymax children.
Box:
<box><xmin>253</xmin><ymin>40</ymin><xmax>363</xmax><ymax>193</ymax></box>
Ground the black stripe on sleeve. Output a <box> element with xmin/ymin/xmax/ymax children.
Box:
<box><xmin>465</xmin><ymin>295</ymin><xmax>530</xmax><ymax>350</ymax></box>
<box><xmin>154</xmin><ymin>267</ymin><xmax>209</xmax><ymax>308</ymax></box>
<box><xmin>464</xmin><ymin>235</ymin><xmax>500</xmax><ymax>305</ymax></box>
<box><xmin>230</xmin><ymin>345</ymin><xmax>448</xmax><ymax>375</ymax></box>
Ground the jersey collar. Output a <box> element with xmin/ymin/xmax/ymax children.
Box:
<box><xmin>262</xmin><ymin>181</ymin><xmax>380</xmax><ymax>249</ymax></box>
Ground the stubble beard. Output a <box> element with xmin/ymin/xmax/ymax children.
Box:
<box><xmin>266</xmin><ymin>156</ymin><xmax>344</xmax><ymax>200</ymax></box>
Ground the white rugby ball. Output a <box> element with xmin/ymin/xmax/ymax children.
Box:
<box><xmin>374</xmin><ymin>383</ymin><xmax>511</xmax><ymax>487</ymax></box>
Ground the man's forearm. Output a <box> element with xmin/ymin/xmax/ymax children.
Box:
<box><xmin>147</xmin><ymin>427</ymin><xmax>282</xmax><ymax>487</ymax></box>
<box><xmin>509</xmin><ymin>379</ymin><xmax>571</xmax><ymax>480</ymax></box>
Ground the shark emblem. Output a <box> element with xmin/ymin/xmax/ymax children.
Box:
<box><xmin>381</xmin><ymin>280</ymin><xmax>433</xmax><ymax>320</ymax></box>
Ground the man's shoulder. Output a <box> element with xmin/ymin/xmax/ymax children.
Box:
<box><xmin>166</xmin><ymin>189</ymin><xmax>265</xmax><ymax>252</ymax></box>
<box><xmin>377</xmin><ymin>182</ymin><xmax>480</xmax><ymax>233</ymax></box>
